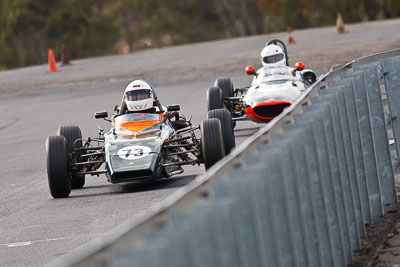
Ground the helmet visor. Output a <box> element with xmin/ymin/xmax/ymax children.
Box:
<box><xmin>263</xmin><ymin>53</ymin><xmax>284</xmax><ymax>64</ymax></box>
<box><xmin>126</xmin><ymin>89</ymin><xmax>151</xmax><ymax>101</ymax></box>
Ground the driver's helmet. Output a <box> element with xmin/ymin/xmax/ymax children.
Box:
<box><xmin>124</xmin><ymin>80</ymin><xmax>154</xmax><ymax>112</ymax></box>
<box><xmin>260</xmin><ymin>44</ymin><xmax>285</xmax><ymax>66</ymax></box>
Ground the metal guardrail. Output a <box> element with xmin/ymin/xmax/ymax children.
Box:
<box><xmin>71</xmin><ymin>48</ymin><xmax>400</xmax><ymax>267</ymax></box>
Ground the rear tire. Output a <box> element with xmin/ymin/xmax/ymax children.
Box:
<box><xmin>57</xmin><ymin>126</ymin><xmax>85</xmax><ymax>189</ymax></box>
<box><xmin>215</xmin><ymin>77</ymin><xmax>234</xmax><ymax>111</ymax></box>
<box><xmin>207</xmin><ymin>87</ymin><xmax>223</xmax><ymax>111</ymax></box>
<box><xmin>207</xmin><ymin>109</ymin><xmax>235</xmax><ymax>154</ymax></box>
<box><xmin>46</xmin><ymin>136</ymin><xmax>71</xmax><ymax>198</ymax></box>
<box><xmin>201</xmin><ymin>118</ymin><xmax>225</xmax><ymax>170</ymax></box>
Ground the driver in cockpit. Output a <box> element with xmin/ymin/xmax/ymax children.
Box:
<box><xmin>119</xmin><ymin>80</ymin><xmax>188</xmax><ymax>129</ymax></box>
<box><xmin>260</xmin><ymin>44</ymin><xmax>286</xmax><ymax>67</ymax></box>
<box><xmin>122</xmin><ymin>80</ymin><xmax>158</xmax><ymax>114</ymax></box>
<box><xmin>252</xmin><ymin>44</ymin><xmax>305</xmax><ymax>88</ymax></box>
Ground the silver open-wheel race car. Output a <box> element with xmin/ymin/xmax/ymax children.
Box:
<box><xmin>207</xmin><ymin>39</ymin><xmax>317</xmax><ymax>124</ymax></box>
<box><xmin>45</xmin><ymin>84</ymin><xmax>235</xmax><ymax>198</ymax></box>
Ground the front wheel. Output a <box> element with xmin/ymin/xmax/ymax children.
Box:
<box><xmin>207</xmin><ymin>87</ymin><xmax>223</xmax><ymax>111</ymax></box>
<box><xmin>207</xmin><ymin>109</ymin><xmax>235</xmax><ymax>154</ymax></box>
<box><xmin>46</xmin><ymin>136</ymin><xmax>71</xmax><ymax>198</ymax></box>
<box><xmin>215</xmin><ymin>77</ymin><xmax>234</xmax><ymax>111</ymax></box>
<box><xmin>57</xmin><ymin>126</ymin><xmax>85</xmax><ymax>189</ymax></box>
<box><xmin>201</xmin><ymin>118</ymin><xmax>225</xmax><ymax>170</ymax></box>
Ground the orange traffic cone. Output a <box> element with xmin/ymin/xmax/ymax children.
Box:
<box><xmin>60</xmin><ymin>44</ymin><xmax>71</xmax><ymax>66</ymax></box>
<box><xmin>287</xmin><ymin>26</ymin><xmax>296</xmax><ymax>45</ymax></box>
<box><xmin>48</xmin><ymin>49</ymin><xmax>58</xmax><ymax>72</ymax></box>
<box><xmin>336</xmin><ymin>12</ymin><xmax>347</xmax><ymax>34</ymax></box>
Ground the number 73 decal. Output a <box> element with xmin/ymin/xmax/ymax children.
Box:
<box><xmin>117</xmin><ymin>145</ymin><xmax>152</xmax><ymax>160</ymax></box>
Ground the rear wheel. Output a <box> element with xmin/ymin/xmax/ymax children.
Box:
<box><xmin>201</xmin><ymin>118</ymin><xmax>225</xmax><ymax>170</ymax></box>
<box><xmin>207</xmin><ymin>87</ymin><xmax>223</xmax><ymax>111</ymax></box>
<box><xmin>207</xmin><ymin>109</ymin><xmax>235</xmax><ymax>154</ymax></box>
<box><xmin>57</xmin><ymin>126</ymin><xmax>85</xmax><ymax>189</ymax></box>
<box><xmin>215</xmin><ymin>77</ymin><xmax>234</xmax><ymax>111</ymax></box>
<box><xmin>46</xmin><ymin>136</ymin><xmax>71</xmax><ymax>198</ymax></box>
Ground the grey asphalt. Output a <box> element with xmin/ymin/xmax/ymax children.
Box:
<box><xmin>0</xmin><ymin>19</ymin><xmax>399</xmax><ymax>266</ymax></box>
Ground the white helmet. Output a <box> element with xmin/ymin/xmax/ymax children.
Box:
<box><xmin>260</xmin><ymin>44</ymin><xmax>286</xmax><ymax>66</ymax></box>
<box><xmin>124</xmin><ymin>80</ymin><xmax>154</xmax><ymax>112</ymax></box>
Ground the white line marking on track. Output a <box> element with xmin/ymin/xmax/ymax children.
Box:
<box><xmin>6</xmin><ymin>181</ymin><xmax>38</xmax><ymax>187</ymax></box>
<box><xmin>1</xmin><ymin>233</ymin><xmax>108</xmax><ymax>248</ymax></box>
<box><xmin>7</xmin><ymin>242</ymin><xmax>32</xmax><ymax>247</ymax></box>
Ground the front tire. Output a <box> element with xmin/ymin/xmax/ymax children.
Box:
<box><xmin>215</xmin><ymin>77</ymin><xmax>234</xmax><ymax>111</ymax></box>
<box><xmin>207</xmin><ymin>109</ymin><xmax>235</xmax><ymax>154</ymax></box>
<box><xmin>57</xmin><ymin>126</ymin><xmax>85</xmax><ymax>189</ymax></box>
<box><xmin>201</xmin><ymin>118</ymin><xmax>225</xmax><ymax>170</ymax></box>
<box><xmin>46</xmin><ymin>136</ymin><xmax>71</xmax><ymax>198</ymax></box>
<box><xmin>207</xmin><ymin>87</ymin><xmax>223</xmax><ymax>111</ymax></box>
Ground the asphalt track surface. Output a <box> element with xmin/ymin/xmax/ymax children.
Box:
<box><xmin>0</xmin><ymin>19</ymin><xmax>400</xmax><ymax>266</ymax></box>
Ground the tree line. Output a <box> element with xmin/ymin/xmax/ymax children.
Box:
<box><xmin>0</xmin><ymin>0</ymin><xmax>399</xmax><ymax>70</ymax></box>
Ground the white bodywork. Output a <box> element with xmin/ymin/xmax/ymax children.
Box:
<box><xmin>244</xmin><ymin>66</ymin><xmax>305</xmax><ymax>106</ymax></box>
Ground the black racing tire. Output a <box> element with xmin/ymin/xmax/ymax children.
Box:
<box><xmin>207</xmin><ymin>109</ymin><xmax>236</xmax><ymax>154</ymax></box>
<box><xmin>214</xmin><ymin>77</ymin><xmax>234</xmax><ymax>111</ymax></box>
<box><xmin>57</xmin><ymin>126</ymin><xmax>85</xmax><ymax>189</ymax></box>
<box><xmin>46</xmin><ymin>136</ymin><xmax>71</xmax><ymax>198</ymax></box>
<box><xmin>207</xmin><ymin>87</ymin><xmax>223</xmax><ymax>111</ymax></box>
<box><xmin>201</xmin><ymin>118</ymin><xmax>225</xmax><ymax>170</ymax></box>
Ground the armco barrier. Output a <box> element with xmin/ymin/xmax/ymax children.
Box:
<box><xmin>71</xmin><ymin>49</ymin><xmax>400</xmax><ymax>267</ymax></box>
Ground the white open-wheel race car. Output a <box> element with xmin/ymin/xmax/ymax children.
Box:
<box><xmin>45</xmin><ymin>82</ymin><xmax>235</xmax><ymax>198</ymax></box>
<box><xmin>207</xmin><ymin>39</ymin><xmax>317</xmax><ymax>124</ymax></box>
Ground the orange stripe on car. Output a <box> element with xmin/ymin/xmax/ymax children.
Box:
<box><xmin>118</xmin><ymin>119</ymin><xmax>162</xmax><ymax>133</ymax></box>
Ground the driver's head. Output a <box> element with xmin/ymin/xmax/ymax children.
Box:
<box><xmin>260</xmin><ymin>44</ymin><xmax>285</xmax><ymax>66</ymax></box>
<box><xmin>124</xmin><ymin>80</ymin><xmax>154</xmax><ymax>112</ymax></box>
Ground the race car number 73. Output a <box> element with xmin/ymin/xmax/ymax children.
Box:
<box><xmin>123</xmin><ymin>148</ymin><xmax>143</xmax><ymax>157</ymax></box>
<box><xmin>117</xmin><ymin>145</ymin><xmax>151</xmax><ymax>160</ymax></box>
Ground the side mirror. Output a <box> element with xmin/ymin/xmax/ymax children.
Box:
<box><xmin>303</xmin><ymin>71</ymin><xmax>317</xmax><ymax>85</ymax></box>
<box><xmin>95</xmin><ymin>111</ymin><xmax>108</xmax><ymax>119</ymax></box>
<box><xmin>295</xmin><ymin>61</ymin><xmax>305</xmax><ymax>71</ymax></box>
<box><xmin>245</xmin><ymin>65</ymin><xmax>256</xmax><ymax>75</ymax></box>
<box><xmin>167</xmin><ymin>105</ymin><xmax>180</xmax><ymax>112</ymax></box>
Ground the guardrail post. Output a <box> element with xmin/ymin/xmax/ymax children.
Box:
<box><xmin>208</xmin><ymin>200</ymin><xmax>244</xmax><ymax>267</ymax></box>
<box><xmin>240</xmin><ymin>158</ymin><xmax>295</xmax><ymax>267</ymax></box>
<box><xmin>297</xmin><ymin>110</ymin><xmax>347</xmax><ymax>266</ymax></box>
<box><xmin>303</xmin><ymin>100</ymin><xmax>353</xmax><ymax>263</ymax></box>
<box><xmin>313</xmin><ymin>90</ymin><xmax>361</xmax><ymax>251</ymax></box>
<box><xmin>169</xmin><ymin>208</ymin><xmax>218</xmax><ymax>267</ymax></box>
<box><xmin>233</xmin><ymin>175</ymin><xmax>281</xmax><ymax>267</ymax></box>
<box><xmin>153</xmin><ymin>227</ymin><xmax>192</xmax><ymax>267</ymax></box>
<box><xmin>333</xmin><ymin>72</ymin><xmax>384</xmax><ymax>217</ymax></box>
<box><xmin>324</xmin><ymin>82</ymin><xmax>365</xmax><ymax>239</ymax></box>
<box><xmin>281</xmin><ymin>122</ymin><xmax>336</xmax><ymax>267</ymax></box>
<box><xmin>236</xmin><ymin>154</ymin><xmax>303</xmax><ymax>266</ymax></box>
<box><xmin>270</xmin><ymin>136</ymin><xmax>321</xmax><ymax>266</ymax></box>
<box><xmin>346</xmin><ymin>68</ymin><xmax>397</xmax><ymax>206</ymax></box>
<box><xmin>381</xmin><ymin>55</ymin><xmax>400</xmax><ymax>180</ymax></box>
<box><xmin>327</xmin><ymin>80</ymin><xmax>367</xmax><ymax>235</ymax></box>
<box><xmin>214</xmin><ymin>170</ymin><xmax>271</xmax><ymax>267</ymax></box>
<box><xmin>331</xmin><ymin>77</ymin><xmax>372</xmax><ymax>224</ymax></box>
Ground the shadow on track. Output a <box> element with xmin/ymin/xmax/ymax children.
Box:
<box><xmin>67</xmin><ymin>175</ymin><xmax>197</xmax><ymax>199</ymax></box>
